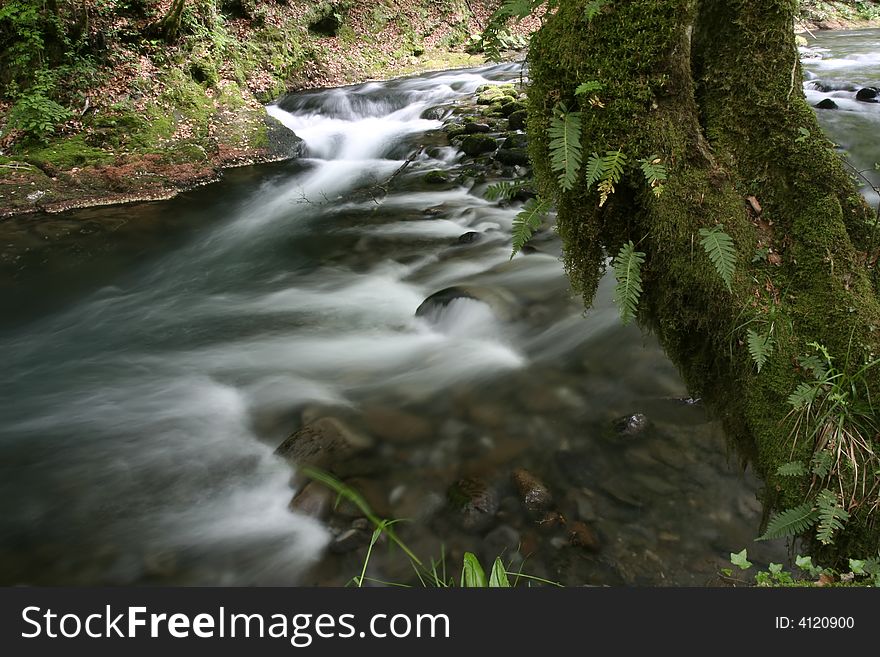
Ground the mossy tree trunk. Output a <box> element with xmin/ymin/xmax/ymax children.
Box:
<box><xmin>158</xmin><ymin>0</ymin><xmax>187</xmax><ymax>42</ymax></box>
<box><xmin>526</xmin><ymin>0</ymin><xmax>880</xmax><ymax>560</ymax></box>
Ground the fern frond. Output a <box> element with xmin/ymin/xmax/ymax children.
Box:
<box><xmin>612</xmin><ymin>241</ymin><xmax>646</xmax><ymax>325</ymax></box>
<box><xmin>601</xmin><ymin>149</ymin><xmax>627</xmax><ymax>183</ymax></box>
<box><xmin>584</xmin><ymin>0</ymin><xmax>610</xmax><ymax>21</ymax></box>
<box><xmin>548</xmin><ymin>104</ymin><xmax>583</xmax><ymax>191</ymax></box>
<box><xmin>639</xmin><ymin>156</ymin><xmax>667</xmax><ymax>197</ymax></box>
<box><xmin>788</xmin><ymin>382</ymin><xmax>819</xmax><ymax>409</ymax></box>
<box><xmin>574</xmin><ymin>80</ymin><xmax>604</xmax><ymax>96</ymax></box>
<box><xmin>597</xmin><ymin>178</ymin><xmax>615</xmax><ymax>207</ymax></box>
<box><xmin>698</xmin><ymin>224</ymin><xmax>737</xmax><ymax>292</ymax></box>
<box><xmin>747</xmin><ymin>328</ymin><xmax>774</xmax><ymax>373</ymax></box>
<box><xmin>585</xmin><ymin>152</ymin><xmax>604</xmax><ymax>188</ymax></box>
<box><xmin>511</xmin><ymin>197</ymin><xmax>552</xmax><ymax>257</ymax></box>
<box><xmin>757</xmin><ymin>503</ymin><xmax>819</xmax><ymax>541</ymax></box>
<box><xmin>811</xmin><ymin>449</ymin><xmax>833</xmax><ymax>478</ymax></box>
<box><xmin>484</xmin><ymin>181</ymin><xmax>523</xmax><ymax>202</ymax></box>
<box><xmin>816</xmin><ymin>489</ymin><xmax>849</xmax><ymax>545</ymax></box>
<box><xmin>496</xmin><ymin>0</ymin><xmax>542</xmax><ymax>21</ymax></box>
<box><xmin>777</xmin><ymin>461</ymin><xmax>806</xmax><ymax>477</ymax></box>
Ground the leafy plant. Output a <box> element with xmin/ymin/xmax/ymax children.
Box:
<box><xmin>747</xmin><ymin>327</ymin><xmax>775</xmax><ymax>373</ymax></box>
<box><xmin>511</xmin><ymin>197</ymin><xmax>552</xmax><ymax>257</ymax></box>
<box><xmin>698</xmin><ymin>224</ymin><xmax>737</xmax><ymax>292</ymax></box>
<box><xmin>730</xmin><ymin>549</ymin><xmax>752</xmax><ymax>570</ymax></box>
<box><xmin>584</xmin><ymin>0</ymin><xmax>610</xmax><ymax>21</ymax></box>
<box><xmin>585</xmin><ymin>149</ymin><xmax>627</xmax><ymax>206</ymax></box>
<box><xmin>548</xmin><ymin>103</ymin><xmax>583</xmax><ymax>191</ymax></box>
<box><xmin>777</xmin><ymin>460</ymin><xmax>806</xmax><ymax>477</ymax></box>
<box><xmin>574</xmin><ymin>80</ymin><xmax>604</xmax><ymax>96</ymax></box>
<box><xmin>757</xmin><ymin>502</ymin><xmax>819</xmax><ymax>541</ymax></box>
<box><xmin>816</xmin><ymin>489</ymin><xmax>849</xmax><ymax>546</ymax></box>
<box><xmin>638</xmin><ymin>156</ymin><xmax>667</xmax><ymax>197</ymax></box>
<box><xmin>612</xmin><ymin>240</ymin><xmax>645</xmax><ymax>325</ymax></box>
<box><xmin>484</xmin><ymin>180</ymin><xmax>525</xmax><ymax>201</ymax></box>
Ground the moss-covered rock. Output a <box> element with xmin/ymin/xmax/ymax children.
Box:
<box><xmin>460</xmin><ymin>133</ymin><xmax>497</xmax><ymax>156</ymax></box>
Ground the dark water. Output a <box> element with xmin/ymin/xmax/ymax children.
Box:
<box><xmin>1</xmin><ymin>31</ymin><xmax>875</xmax><ymax>587</ymax></box>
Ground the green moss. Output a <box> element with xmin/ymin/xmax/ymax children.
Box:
<box><xmin>526</xmin><ymin>0</ymin><xmax>880</xmax><ymax>560</ymax></box>
<box><xmin>20</xmin><ymin>135</ymin><xmax>114</xmax><ymax>170</ymax></box>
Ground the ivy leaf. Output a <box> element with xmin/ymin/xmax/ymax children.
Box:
<box><xmin>730</xmin><ymin>549</ymin><xmax>753</xmax><ymax>570</ymax></box>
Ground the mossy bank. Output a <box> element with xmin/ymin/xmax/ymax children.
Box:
<box><xmin>0</xmin><ymin>0</ymin><xmax>529</xmax><ymax>217</ymax></box>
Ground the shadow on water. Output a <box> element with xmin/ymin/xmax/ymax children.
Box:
<box><xmin>7</xmin><ymin>35</ymin><xmax>876</xmax><ymax>586</ymax></box>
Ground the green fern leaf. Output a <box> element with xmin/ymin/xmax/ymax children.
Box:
<box><xmin>601</xmin><ymin>149</ymin><xmax>627</xmax><ymax>183</ymax></box>
<box><xmin>777</xmin><ymin>460</ymin><xmax>806</xmax><ymax>477</ymax></box>
<box><xmin>816</xmin><ymin>489</ymin><xmax>849</xmax><ymax>546</ymax></box>
<box><xmin>496</xmin><ymin>0</ymin><xmax>541</xmax><ymax>21</ymax></box>
<box><xmin>747</xmin><ymin>328</ymin><xmax>774</xmax><ymax>373</ymax></box>
<box><xmin>612</xmin><ymin>241</ymin><xmax>645</xmax><ymax>325</ymax></box>
<box><xmin>548</xmin><ymin>104</ymin><xmax>583</xmax><ymax>191</ymax></box>
<box><xmin>511</xmin><ymin>197</ymin><xmax>552</xmax><ymax>257</ymax></box>
<box><xmin>584</xmin><ymin>0</ymin><xmax>610</xmax><ymax>21</ymax></box>
<box><xmin>485</xmin><ymin>181</ymin><xmax>523</xmax><ymax>201</ymax></box>
<box><xmin>698</xmin><ymin>224</ymin><xmax>737</xmax><ymax>292</ymax></box>
<box><xmin>575</xmin><ymin>81</ymin><xmax>604</xmax><ymax>96</ymax></box>
<box><xmin>757</xmin><ymin>502</ymin><xmax>819</xmax><ymax>541</ymax></box>
<box><xmin>811</xmin><ymin>449</ymin><xmax>833</xmax><ymax>479</ymax></box>
<box><xmin>787</xmin><ymin>381</ymin><xmax>819</xmax><ymax>409</ymax></box>
<box><xmin>585</xmin><ymin>152</ymin><xmax>604</xmax><ymax>188</ymax></box>
<box><xmin>638</xmin><ymin>156</ymin><xmax>667</xmax><ymax>197</ymax></box>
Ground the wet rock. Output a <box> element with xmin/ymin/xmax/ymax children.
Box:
<box><xmin>333</xmin><ymin>477</ymin><xmax>393</xmax><ymax>518</ymax></box>
<box><xmin>424</xmin><ymin>171</ymin><xmax>450</xmax><ymax>184</ymax></box>
<box><xmin>554</xmin><ymin>450</ymin><xmax>594</xmax><ymax>487</ymax></box>
<box><xmin>447</xmin><ymin>477</ymin><xmax>500</xmax><ymax>532</ymax></box>
<box><xmin>476</xmin><ymin>85</ymin><xmax>517</xmax><ymax>105</ymax></box>
<box><xmin>511</xmin><ymin>468</ymin><xmax>553</xmax><ymax>514</ymax></box>
<box><xmin>507</xmin><ymin>109</ymin><xmax>527</xmax><ymax>131</ymax></box>
<box><xmin>456</xmin><ymin>231</ymin><xmax>481</xmax><ymax>245</ymax></box>
<box><xmin>494</xmin><ymin>148</ymin><xmax>530</xmax><ymax>166</ymax></box>
<box><xmin>460</xmin><ymin>134</ymin><xmax>498</xmax><ymax>156</ymax></box>
<box><xmin>501</xmin><ymin>134</ymin><xmax>528</xmax><ymax>150</ymax></box>
<box><xmin>415</xmin><ymin>285</ymin><xmax>519</xmax><ymax>321</ymax></box>
<box><xmin>855</xmin><ymin>87</ymin><xmax>879</xmax><ymax>103</ymax></box>
<box><xmin>289</xmin><ymin>481</ymin><xmax>334</xmax><ymax>519</ymax></box>
<box><xmin>362</xmin><ymin>406</ymin><xmax>432</xmax><ymax>444</ymax></box>
<box><xmin>499</xmin><ymin>100</ymin><xmax>526</xmax><ymax>117</ymax></box>
<box><xmin>275</xmin><ymin>417</ymin><xmax>373</xmax><ymax>471</ymax></box>
<box><xmin>464</xmin><ymin>122</ymin><xmax>492</xmax><ymax>134</ymax></box>
<box><xmin>535</xmin><ymin>510</ymin><xmax>566</xmax><ymax>532</ymax></box>
<box><xmin>612</xmin><ymin>413</ymin><xmax>651</xmax><ymax>438</ymax></box>
<box><xmin>810</xmin><ymin>80</ymin><xmax>858</xmax><ymax>92</ymax></box>
<box><xmin>565</xmin><ymin>489</ymin><xmax>598</xmax><ymax>522</ymax></box>
<box><xmin>329</xmin><ymin>519</ymin><xmax>372</xmax><ymax>554</ymax></box>
<box><xmin>445</xmin><ymin>124</ymin><xmax>468</xmax><ymax>139</ymax></box>
<box><xmin>600</xmin><ymin>477</ymin><xmax>645</xmax><ymax>508</ymax></box>
<box><xmin>481</xmin><ymin>525</ymin><xmax>521</xmax><ymax>563</ymax></box>
<box><xmin>420</xmin><ymin>106</ymin><xmax>447</xmax><ymax>120</ymax></box>
<box><xmin>815</xmin><ymin>98</ymin><xmax>838</xmax><ymax>110</ymax></box>
<box><xmin>568</xmin><ymin>521</ymin><xmax>601</xmax><ymax>551</ymax></box>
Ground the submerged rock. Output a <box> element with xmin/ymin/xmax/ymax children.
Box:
<box><xmin>511</xmin><ymin>468</ymin><xmax>554</xmax><ymax>513</ymax></box>
<box><xmin>415</xmin><ymin>285</ymin><xmax>519</xmax><ymax>321</ymax></box>
<box><xmin>447</xmin><ymin>477</ymin><xmax>500</xmax><ymax>532</ymax></box>
<box><xmin>567</xmin><ymin>521</ymin><xmax>601</xmax><ymax>551</ymax></box>
<box><xmin>362</xmin><ymin>406</ymin><xmax>432</xmax><ymax>444</ymax></box>
<box><xmin>275</xmin><ymin>417</ymin><xmax>373</xmax><ymax>471</ymax></box>
<box><xmin>456</xmin><ymin>231</ymin><xmax>481</xmax><ymax>244</ymax></box>
<box><xmin>612</xmin><ymin>413</ymin><xmax>651</xmax><ymax>438</ymax></box>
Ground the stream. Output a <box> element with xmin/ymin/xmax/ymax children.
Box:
<box><xmin>0</xmin><ymin>29</ymin><xmax>877</xmax><ymax>587</ymax></box>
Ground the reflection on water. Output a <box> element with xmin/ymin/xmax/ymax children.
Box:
<box><xmin>5</xmin><ymin>28</ymin><xmax>877</xmax><ymax>585</ymax></box>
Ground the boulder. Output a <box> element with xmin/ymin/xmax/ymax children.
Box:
<box><xmin>460</xmin><ymin>134</ymin><xmax>498</xmax><ymax>156</ymax></box>
<box><xmin>507</xmin><ymin>109</ymin><xmax>527</xmax><ymax>131</ymax></box>
<box><xmin>289</xmin><ymin>481</ymin><xmax>334</xmax><ymax>519</ymax></box>
<box><xmin>464</xmin><ymin>122</ymin><xmax>492</xmax><ymax>134</ymax></box>
<box><xmin>415</xmin><ymin>285</ymin><xmax>520</xmax><ymax>321</ymax></box>
<box><xmin>815</xmin><ymin>98</ymin><xmax>838</xmax><ymax>110</ymax></box>
<box><xmin>494</xmin><ymin>148</ymin><xmax>530</xmax><ymax>166</ymax></box>
<box><xmin>456</xmin><ymin>231</ymin><xmax>481</xmax><ymax>245</ymax></box>
<box><xmin>855</xmin><ymin>87</ymin><xmax>879</xmax><ymax>103</ymax></box>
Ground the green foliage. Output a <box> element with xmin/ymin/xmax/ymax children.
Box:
<box><xmin>511</xmin><ymin>197</ymin><xmax>552</xmax><ymax>257</ymax></box>
<box><xmin>698</xmin><ymin>224</ymin><xmax>737</xmax><ymax>292</ymax></box>
<box><xmin>488</xmin><ymin>557</ymin><xmax>511</xmax><ymax>587</ymax></box>
<box><xmin>574</xmin><ymin>80</ymin><xmax>603</xmax><ymax>96</ymax></box>
<box><xmin>460</xmin><ymin>552</ymin><xmax>488</xmax><ymax>587</ymax></box>
<box><xmin>638</xmin><ymin>155</ymin><xmax>666</xmax><ymax>197</ymax></box>
<box><xmin>584</xmin><ymin>150</ymin><xmax>626</xmax><ymax>206</ymax></box>
<box><xmin>816</xmin><ymin>489</ymin><xmax>849</xmax><ymax>546</ymax></box>
<box><xmin>795</xmin><ymin>126</ymin><xmax>810</xmax><ymax>143</ymax></box>
<box><xmin>584</xmin><ymin>0</ymin><xmax>611</xmax><ymax>21</ymax></box>
<box><xmin>547</xmin><ymin>103</ymin><xmax>582</xmax><ymax>191</ymax></box>
<box><xmin>8</xmin><ymin>71</ymin><xmax>72</xmax><ymax>141</ymax></box>
<box><xmin>757</xmin><ymin>502</ymin><xmax>819</xmax><ymax>541</ymax></box>
<box><xmin>811</xmin><ymin>448</ymin><xmax>833</xmax><ymax>478</ymax></box>
<box><xmin>484</xmin><ymin>180</ymin><xmax>524</xmax><ymax>201</ymax></box>
<box><xmin>730</xmin><ymin>549</ymin><xmax>752</xmax><ymax>570</ymax></box>
<box><xmin>777</xmin><ymin>460</ymin><xmax>806</xmax><ymax>477</ymax></box>
<box><xmin>612</xmin><ymin>240</ymin><xmax>645</xmax><ymax>325</ymax></box>
<box><xmin>747</xmin><ymin>328</ymin><xmax>774</xmax><ymax>373</ymax></box>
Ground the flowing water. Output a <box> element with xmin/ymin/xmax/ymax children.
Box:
<box><xmin>1</xmin><ymin>30</ymin><xmax>877</xmax><ymax>587</ymax></box>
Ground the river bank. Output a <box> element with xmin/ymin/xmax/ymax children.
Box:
<box><xmin>3</xmin><ymin>1</ymin><xmax>877</xmax><ymax>219</ymax></box>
